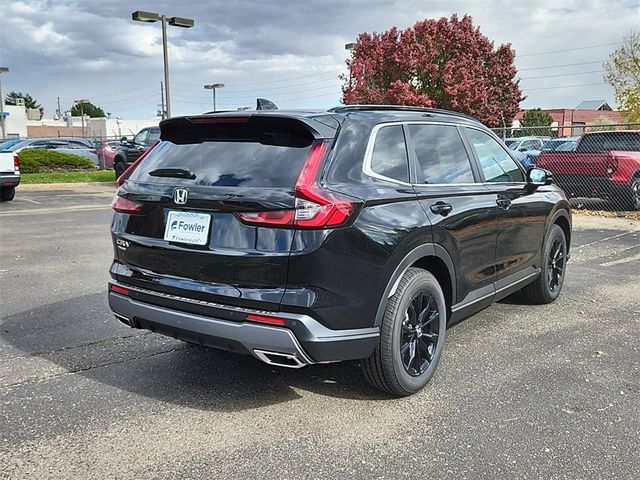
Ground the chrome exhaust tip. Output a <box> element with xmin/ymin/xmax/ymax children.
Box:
<box><xmin>114</xmin><ymin>313</ymin><xmax>131</xmax><ymax>327</ymax></box>
<box><xmin>253</xmin><ymin>349</ymin><xmax>307</xmax><ymax>369</ymax></box>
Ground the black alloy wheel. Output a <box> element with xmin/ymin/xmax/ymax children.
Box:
<box><xmin>547</xmin><ymin>237</ymin><xmax>565</xmax><ymax>293</ymax></box>
<box><xmin>400</xmin><ymin>292</ymin><xmax>440</xmax><ymax>376</ymax></box>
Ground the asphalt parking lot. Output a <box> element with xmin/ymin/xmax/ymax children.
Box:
<box><xmin>1</xmin><ymin>185</ymin><xmax>639</xmax><ymax>479</ymax></box>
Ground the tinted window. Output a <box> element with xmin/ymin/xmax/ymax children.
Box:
<box><xmin>369</xmin><ymin>125</ymin><xmax>409</xmax><ymax>182</ymax></box>
<box><xmin>148</xmin><ymin>129</ymin><xmax>160</xmax><ymax>144</ymax></box>
<box><xmin>578</xmin><ymin>132</ymin><xmax>640</xmax><ymax>152</ymax></box>
<box><xmin>409</xmin><ymin>124</ymin><xmax>474</xmax><ymax>184</ymax></box>
<box><xmin>130</xmin><ymin>122</ymin><xmax>314</xmax><ymax>188</ymax></box>
<box><xmin>466</xmin><ymin>129</ymin><xmax>525</xmax><ymax>183</ymax></box>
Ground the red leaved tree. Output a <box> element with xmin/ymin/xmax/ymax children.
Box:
<box><xmin>342</xmin><ymin>15</ymin><xmax>524</xmax><ymax>127</ymax></box>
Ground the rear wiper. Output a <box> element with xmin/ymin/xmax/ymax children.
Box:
<box><xmin>148</xmin><ymin>168</ymin><xmax>196</xmax><ymax>180</ymax></box>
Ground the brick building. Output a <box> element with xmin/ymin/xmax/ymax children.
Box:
<box><xmin>513</xmin><ymin>100</ymin><xmax>624</xmax><ymax>137</ymax></box>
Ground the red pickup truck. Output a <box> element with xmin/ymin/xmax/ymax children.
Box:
<box><xmin>536</xmin><ymin>131</ymin><xmax>640</xmax><ymax>210</ymax></box>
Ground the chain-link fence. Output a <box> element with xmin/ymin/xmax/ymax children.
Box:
<box><xmin>491</xmin><ymin>124</ymin><xmax>640</xmax><ymax>212</ymax></box>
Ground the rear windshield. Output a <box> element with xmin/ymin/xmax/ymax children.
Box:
<box><xmin>578</xmin><ymin>132</ymin><xmax>640</xmax><ymax>152</ymax></box>
<box><xmin>129</xmin><ymin>118</ymin><xmax>314</xmax><ymax>188</ymax></box>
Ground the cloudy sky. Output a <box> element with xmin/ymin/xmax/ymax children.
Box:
<box><xmin>0</xmin><ymin>0</ymin><xmax>638</xmax><ymax>120</ymax></box>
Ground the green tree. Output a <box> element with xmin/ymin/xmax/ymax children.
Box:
<box><xmin>70</xmin><ymin>100</ymin><xmax>106</xmax><ymax>118</ymax></box>
<box><xmin>588</xmin><ymin>115</ymin><xmax>615</xmax><ymax>132</ymax></box>
<box><xmin>5</xmin><ymin>91</ymin><xmax>43</xmax><ymax>117</ymax></box>
<box><xmin>517</xmin><ymin>108</ymin><xmax>555</xmax><ymax>137</ymax></box>
<box><xmin>604</xmin><ymin>32</ymin><xmax>640</xmax><ymax>123</ymax></box>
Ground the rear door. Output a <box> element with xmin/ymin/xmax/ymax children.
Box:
<box><xmin>112</xmin><ymin>115</ymin><xmax>327</xmax><ymax>310</ymax></box>
<box><xmin>406</xmin><ymin>123</ymin><xmax>499</xmax><ymax>308</ymax></box>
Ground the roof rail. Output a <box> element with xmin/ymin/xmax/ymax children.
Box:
<box><xmin>327</xmin><ymin>105</ymin><xmax>479</xmax><ymax>122</ymax></box>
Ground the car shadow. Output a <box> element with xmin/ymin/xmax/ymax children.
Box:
<box><xmin>1</xmin><ymin>293</ymin><xmax>390</xmax><ymax>412</ymax></box>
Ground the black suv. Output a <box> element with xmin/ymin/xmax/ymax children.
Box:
<box><xmin>108</xmin><ymin>106</ymin><xmax>571</xmax><ymax>396</ymax></box>
<box><xmin>114</xmin><ymin>126</ymin><xmax>160</xmax><ymax>178</ymax></box>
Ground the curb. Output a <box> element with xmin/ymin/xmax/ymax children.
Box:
<box><xmin>18</xmin><ymin>182</ymin><xmax>116</xmax><ymax>191</ymax></box>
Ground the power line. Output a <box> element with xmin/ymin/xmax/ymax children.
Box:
<box><xmin>518</xmin><ymin>42</ymin><xmax>621</xmax><ymax>57</ymax></box>
<box><xmin>172</xmin><ymin>70</ymin><xmax>342</xmax><ymax>89</ymax></box>
<box><xmin>518</xmin><ymin>60</ymin><xmax>607</xmax><ymax>71</ymax></box>
<box><xmin>520</xmin><ymin>69</ymin><xmax>603</xmax><ymax>80</ymax></box>
<box><xmin>524</xmin><ymin>82</ymin><xmax>606</xmax><ymax>91</ymax></box>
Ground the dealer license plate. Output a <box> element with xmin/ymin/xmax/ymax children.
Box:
<box><xmin>163</xmin><ymin>211</ymin><xmax>211</xmax><ymax>245</ymax></box>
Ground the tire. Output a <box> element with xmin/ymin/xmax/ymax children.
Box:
<box><xmin>0</xmin><ymin>186</ymin><xmax>15</xmax><ymax>202</ymax></box>
<box><xmin>114</xmin><ymin>160</ymin><xmax>126</xmax><ymax>179</ymax></box>
<box><xmin>362</xmin><ymin>267</ymin><xmax>447</xmax><ymax>397</ymax></box>
<box><xmin>521</xmin><ymin>224</ymin><xmax>567</xmax><ymax>304</ymax></box>
<box><xmin>623</xmin><ymin>177</ymin><xmax>640</xmax><ymax>211</ymax></box>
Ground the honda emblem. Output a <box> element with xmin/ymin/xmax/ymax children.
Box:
<box><xmin>173</xmin><ymin>188</ymin><xmax>188</xmax><ymax>205</ymax></box>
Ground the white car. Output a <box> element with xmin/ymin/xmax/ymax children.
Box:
<box><xmin>0</xmin><ymin>151</ymin><xmax>20</xmax><ymax>201</ymax></box>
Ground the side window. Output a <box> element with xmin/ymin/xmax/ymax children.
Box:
<box><xmin>148</xmin><ymin>129</ymin><xmax>160</xmax><ymax>144</ymax></box>
<box><xmin>369</xmin><ymin>125</ymin><xmax>410</xmax><ymax>183</ymax></box>
<box><xmin>465</xmin><ymin>129</ymin><xmax>525</xmax><ymax>183</ymax></box>
<box><xmin>408</xmin><ymin>124</ymin><xmax>475</xmax><ymax>184</ymax></box>
<box><xmin>133</xmin><ymin>129</ymin><xmax>149</xmax><ymax>146</ymax></box>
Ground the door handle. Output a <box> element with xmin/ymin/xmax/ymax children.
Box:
<box><xmin>496</xmin><ymin>197</ymin><xmax>512</xmax><ymax>209</ymax></box>
<box><xmin>430</xmin><ymin>201</ymin><xmax>453</xmax><ymax>216</ymax></box>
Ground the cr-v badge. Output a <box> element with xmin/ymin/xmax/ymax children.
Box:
<box><xmin>173</xmin><ymin>188</ymin><xmax>188</xmax><ymax>205</ymax></box>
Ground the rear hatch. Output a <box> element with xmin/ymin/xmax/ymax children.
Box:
<box><xmin>111</xmin><ymin>114</ymin><xmax>336</xmax><ymax>310</ymax></box>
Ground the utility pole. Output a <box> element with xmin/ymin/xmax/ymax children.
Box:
<box><xmin>57</xmin><ymin>97</ymin><xmax>62</xmax><ymax>118</ymax></box>
<box><xmin>0</xmin><ymin>67</ymin><xmax>8</xmax><ymax>140</ymax></box>
<box><xmin>160</xmin><ymin>81</ymin><xmax>166</xmax><ymax>119</ymax></box>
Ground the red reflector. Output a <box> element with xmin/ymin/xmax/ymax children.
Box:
<box><xmin>111</xmin><ymin>195</ymin><xmax>145</xmax><ymax>214</ymax></box>
<box><xmin>14</xmin><ymin>155</ymin><xmax>20</xmax><ymax>170</ymax></box>
<box><xmin>236</xmin><ymin>210</ymin><xmax>294</xmax><ymax>226</ymax></box>
<box><xmin>110</xmin><ymin>285</ymin><xmax>129</xmax><ymax>295</ymax></box>
<box><xmin>190</xmin><ymin>117</ymin><xmax>249</xmax><ymax>124</ymax></box>
<box><xmin>246</xmin><ymin>314</ymin><xmax>286</xmax><ymax>326</ymax></box>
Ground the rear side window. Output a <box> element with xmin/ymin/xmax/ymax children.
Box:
<box><xmin>369</xmin><ymin>125</ymin><xmax>409</xmax><ymax>183</ymax></box>
<box><xmin>579</xmin><ymin>132</ymin><xmax>640</xmax><ymax>152</ymax></box>
<box><xmin>129</xmin><ymin>119</ymin><xmax>314</xmax><ymax>188</ymax></box>
<box><xmin>408</xmin><ymin>124</ymin><xmax>475</xmax><ymax>184</ymax></box>
<box><xmin>465</xmin><ymin>129</ymin><xmax>525</xmax><ymax>183</ymax></box>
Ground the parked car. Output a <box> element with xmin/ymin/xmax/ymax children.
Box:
<box><xmin>526</xmin><ymin>137</ymin><xmax>579</xmax><ymax>164</ymax></box>
<box><xmin>504</xmin><ymin>137</ymin><xmax>546</xmax><ymax>153</ymax></box>
<box><xmin>113</xmin><ymin>126</ymin><xmax>160</xmax><ymax>177</ymax></box>
<box><xmin>0</xmin><ymin>139</ymin><xmax>28</xmax><ymax>151</ymax></box>
<box><xmin>0</xmin><ymin>151</ymin><xmax>20</xmax><ymax>201</ymax></box>
<box><xmin>537</xmin><ymin>131</ymin><xmax>640</xmax><ymax>210</ymax></box>
<box><xmin>95</xmin><ymin>139</ymin><xmax>119</xmax><ymax>169</ymax></box>
<box><xmin>6</xmin><ymin>138</ymin><xmax>99</xmax><ymax>165</ymax></box>
<box><xmin>108</xmin><ymin>106</ymin><xmax>571</xmax><ymax>396</ymax></box>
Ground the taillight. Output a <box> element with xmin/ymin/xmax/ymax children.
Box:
<box><xmin>606</xmin><ymin>154</ymin><xmax>618</xmax><ymax>176</ymax></box>
<box><xmin>236</xmin><ymin>141</ymin><xmax>358</xmax><ymax>229</ymax></box>
<box><xmin>14</xmin><ymin>155</ymin><xmax>20</xmax><ymax>172</ymax></box>
<box><xmin>116</xmin><ymin>141</ymin><xmax>159</xmax><ymax>187</ymax></box>
<box><xmin>111</xmin><ymin>195</ymin><xmax>145</xmax><ymax>214</ymax></box>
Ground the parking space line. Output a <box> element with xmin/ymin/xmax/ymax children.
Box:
<box><xmin>15</xmin><ymin>197</ymin><xmax>42</xmax><ymax>205</ymax></box>
<box><xmin>576</xmin><ymin>231</ymin><xmax>635</xmax><ymax>249</ymax></box>
<box><xmin>0</xmin><ymin>205</ymin><xmax>111</xmax><ymax>217</ymax></box>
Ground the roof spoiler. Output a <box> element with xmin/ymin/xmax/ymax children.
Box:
<box><xmin>256</xmin><ymin>98</ymin><xmax>278</xmax><ymax>110</ymax></box>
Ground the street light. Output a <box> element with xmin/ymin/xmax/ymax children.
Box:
<box><xmin>204</xmin><ymin>83</ymin><xmax>225</xmax><ymax>111</ymax></box>
<box><xmin>74</xmin><ymin>99</ymin><xmax>89</xmax><ymax>138</ymax></box>
<box><xmin>132</xmin><ymin>10</ymin><xmax>194</xmax><ymax>118</ymax></box>
<box><xmin>0</xmin><ymin>67</ymin><xmax>8</xmax><ymax>139</ymax></box>
<box><xmin>345</xmin><ymin>43</ymin><xmax>356</xmax><ymax>87</ymax></box>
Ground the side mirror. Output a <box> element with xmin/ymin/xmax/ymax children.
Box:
<box><xmin>528</xmin><ymin>167</ymin><xmax>553</xmax><ymax>186</ymax></box>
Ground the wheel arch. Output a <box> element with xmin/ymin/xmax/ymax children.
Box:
<box><xmin>374</xmin><ymin>244</ymin><xmax>456</xmax><ymax>327</ymax></box>
<box><xmin>550</xmin><ymin>209</ymin><xmax>571</xmax><ymax>254</ymax></box>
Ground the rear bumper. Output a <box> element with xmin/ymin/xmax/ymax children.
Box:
<box><xmin>108</xmin><ymin>284</ymin><xmax>379</xmax><ymax>365</ymax></box>
<box><xmin>0</xmin><ymin>174</ymin><xmax>20</xmax><ymax>187</ymax></box>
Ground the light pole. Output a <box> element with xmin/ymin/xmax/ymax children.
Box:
<box><xmin>132</xmin><ymin>11</ymin><xmax>194</xmax><ymax>118</ymax></box>
<box><xmin>345</xmin><ymin>43</ymin><xmax>356</xmax><ymax>87</ymax></box>
<box><xmin>0</xmin><ymin>67</ymin><xmax>8</xmax><ymax>139</ymax></box>
<box><xmin>74</xmin><ymin>99</ymin><xmax>89</xmax><ymax>138</ymax></box>
<box><xmin>204</xmin><ymin>83</ymin><xmax>224</xmax><ymax>111</ymax></box>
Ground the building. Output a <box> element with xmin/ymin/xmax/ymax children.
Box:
<box><xmin>1</xmin><ymin>104</ymin><xmax>158</xmax><ymax>140</ymax></box>
<box><xmin>513</xmin><ymin>100</ymin><xmax>624</xmax><ymax>137</ymax></box>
